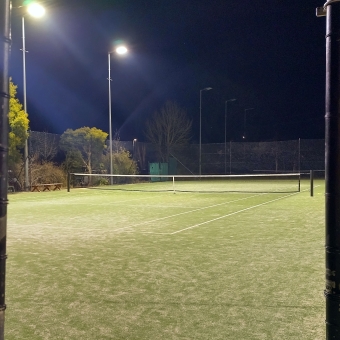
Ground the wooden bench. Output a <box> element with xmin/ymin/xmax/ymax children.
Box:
<box><xmin>31</xmin><ymin>183</ymin><xmax>62</xmax><ymax>192</ymax></box>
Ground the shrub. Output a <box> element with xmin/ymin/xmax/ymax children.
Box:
<box><xmin>112</xmin><ymin>150</ymin><xmax>138</xmax><ymax>175</ymax></box>
<box><xmin>101</xmin><ymin>149</ymin><xmax>138</xmax><ymax>176</ymax></box>
<box><xmin>93</xmin><ymin>176</ymin><xmax>109</xmax><ymax>186</ymax></box>
<box><xmin>30</xmin><ymin>161</ymin><xmax>67</xmax><ymax>186</ymax></box>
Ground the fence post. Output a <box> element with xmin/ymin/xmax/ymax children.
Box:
<box><xmin>317</xmin><ymin>1</ymin><xmax>340</xmax><ymax>338</ymax></box>
<box><xmin>0</xmin><ymin>0</ymin><xmax>11</xmax><ymax>338</ymax></box>
<box><xmin>310</xmin><ymin>170</ymin><xmax>314</xmax><ymax>197</ymax></box>
<box><xmin>298</xmin><ymin>138</ymin><xmax>301</xmax><ymax>173</ymax></box>
<box><xmin>67</xmin><ymin>172</ymin><xmax>71</xmax><ymax>192</ymax></box>
<box><xmin>229</xmin><ymin>141</ymin><xmax>232</xmax><ymax>175</ymax></box>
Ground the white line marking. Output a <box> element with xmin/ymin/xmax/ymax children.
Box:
<box><xmin>113</xmin><ymin>193</ymin><xmax>266</xmax><ymax>232</ymax></box>
<box><xmin>170</xmin><ymin>191</ymin><xmax>300</xmax><ymax>235</ymax></box>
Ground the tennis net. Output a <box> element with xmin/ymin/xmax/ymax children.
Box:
<box><xmin>68</xmin><ymin>173</ymin><xmax>302</xmax><ymax>193</ymax></box>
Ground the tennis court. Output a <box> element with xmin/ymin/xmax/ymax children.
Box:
<box><xmin>5</xmin><ymin>177</ymin><xmax>325</xmax><ymax>339</ymax></box>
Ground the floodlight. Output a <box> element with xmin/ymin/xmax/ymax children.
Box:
<box><xmin>116</xmin><ymin>46</ymin><xmax>128</xmax><ymax>55</ymax></box>
<box><xmin>27</xmin><ymin>3</ymin><xmax>45</xmax><ymax>18</ymax></box>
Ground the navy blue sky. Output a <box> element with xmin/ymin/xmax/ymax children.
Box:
<box><xmin>9</xmin><ymin>0</ymin><xmax>326</xmax><ymax>142</ymax></box>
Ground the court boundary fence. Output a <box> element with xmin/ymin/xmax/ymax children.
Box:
<box><xmin>27</xmin><ymin>132</ymin><xmax>324</xmax><ymax>176</ymax></box>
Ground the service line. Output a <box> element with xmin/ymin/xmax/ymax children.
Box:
<box><xmin>170</xmin><ymin>191</ymin><xmax>300</xmax><ymax>235</ymax></box>
<box><xmin>114</xmin><ymin>193</ymin><xmax>266</xmax><ymax>232</ymax></box>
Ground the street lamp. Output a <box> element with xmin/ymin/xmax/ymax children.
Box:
<box><xmin>224</xmin><ymin>98</ymin><xmax>236</xmax><ymax>174</ymax></box>
<box><xmin>132</xmin><ymin>139</ymin><xmax>137</xmax><ymax>161</ymax></box>
<box><xmin>116</xmin><ymin>46</ymin><xmax>128</xmax><ymax>55</ymax></box>
<box><xmin>243</xmin><ymin>107</ymin><xmax>254</xmax><ymax>140</ymax></box>
<box><xmin>27</xmin><ymin>3</ymin><xmax>45</xmax><ymax>17</ymax></box>
<box><xmin>108</xmin><ymin>45</ymin><xmax>128</xmax><ymax>184</ymax></box>
<box><xmin>22</xmin><ymin>3</ymin><xmax>45</xmax><ymax>191</ymax></box>
<box><xmin>199</xmin><ymin>87</ymin><xmax>212</xmax><ymax>176</ymax></box>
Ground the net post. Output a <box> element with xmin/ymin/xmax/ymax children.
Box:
<box><xmin>310</xmin><ymin>170</ymin><xmax>314</xmax><ymax>197</ymax></box>
<box><xmin>67</xmin><ymin>172</ymin><xmax>71</xmax><ymax>192</ymax></box>
<box><xmin>172</xmin><ymin>176</ymin><xmax>175</xmax><ymax>193</ymax></box>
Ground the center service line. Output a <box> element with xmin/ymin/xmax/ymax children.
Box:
<box><xmin>170</xmin><ymin>191</ymin><xmax>300</xmax><ymax>235</ymax></box>
<box><xmin>114</xmin><ymin>193</ymin><xmax>265</xmax><ymax>232</ymax></box>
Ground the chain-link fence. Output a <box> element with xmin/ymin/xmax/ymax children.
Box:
<box><xmin>137</xmin><ymin>139</ymin><xmax>324</xmax><ymax>175</ymax></box>
<box><xmin>28</xmin><ymin>132</ymin><xmax>324</xmax><ymax>175</ymax></box>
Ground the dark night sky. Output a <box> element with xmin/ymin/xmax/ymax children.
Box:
<box><xmin>9</xmin><ymin>0</ymin><xmax>326</xmax><ymax>143</ymax></box>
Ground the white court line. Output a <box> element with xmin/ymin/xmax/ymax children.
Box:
<box><xmin>170</xmin><ymin>191</ymin><xmax>300</xmax><ymax>235</ymax></box>
<box><xmin>113</xmin><ymin>193</ymin><xmax>266</xmax><ymax>232</ymax></box>
<box><xmin>12</xmin><ymin>195</ymin><xmax>264</xmax><ymax>233</ymax></box>
<box><xmin>9</xmin><ymin>195</ymin><xmax>259</xmax><ymax>233</ymax></box>
<box><xmin>10</xmin><ymin>189</ymin><xmax>311</xmax><ymax>235</ymax></box>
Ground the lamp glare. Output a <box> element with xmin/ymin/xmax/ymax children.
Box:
<box><xmin>116</xmin><ymin>46</ymin><xmax>128</xmax><ymax>55</ymax></box>
<box><xmin>27</xmin><ymin>3</ymin><xmax>45</xmax><ymax>18</ymax></box>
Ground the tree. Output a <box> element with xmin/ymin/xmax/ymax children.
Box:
<box><xmin>8</xmin><ymin>80</ymin><xmax>29</xmax><ymax>165</ymax></box>
<box><xmin>62</xmin><ymin>149</ymin><xmax>84</xmax><ymax>174</ymax></box>
<box><xmin>100</xmin><ymin>132</ymin><xmax>138</xmax><ymax>176</ymax></box>
<box><xmin>145</xmin><ymin>101</ymin><xmax>192</xmax><ymax>162</ymax></box>
<box><xmin>60</xmin><ymin>127</ymin><xmax>108</xmax><ymax>174</ymax></box>
<box><xmin>29</xmin><ymin>131</ymin><xmax>59</xmax><ymax>163</ymax></box>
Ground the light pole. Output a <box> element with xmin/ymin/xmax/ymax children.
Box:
<box><xmin>199</xmin><ymin>87</ymin><xmax>212</xmax><ymax>176</ymax></box>
<box><xmin>132</xmin><ymin>138</ymin><xmax>137</xmax><ymax>161</ymax></box>
<box><xmin>22</xmin><ymin>3</ymin><xmax>45</xmax><ymax>191</ymax></box>
<box><xmin>108</xmin><ymin>45</ymin><xmax>128</xmax><ymax>184</ymax></box>
<box><xmin>224</xmin><ymin>98</ymin><xmax>236</xmax><ymax>174</ymax></box>
<box><xmin>243</xmin><ymin>107</ymin><xmax>254</xmax><ymax>140</ymax></box>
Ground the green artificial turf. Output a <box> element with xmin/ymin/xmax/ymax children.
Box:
<box><xmin>5</xmin><ymin>179</ymin><xmax>325</xmax><ymax>339</ymax></box>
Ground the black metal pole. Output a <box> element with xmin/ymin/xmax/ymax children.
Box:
<box><xmin>224</xmin><ymin>102</ymin><xmax>227</xmax><ymax>175</ymax></box>
<box><xmin>310</xmin><ymin>170</ymin><xmax>314</xmax><ymax>197</ymax></box>
<box><xmin>67</xmin><ymin>172</ymin><xmax>70</xmax><ymax>192</ymax></box>
<box><xmin>317</xmin><ymin>1</ymin><xmax>340</xmax><ymax>338</ymax></box>
<box><xmin>298</xmin><ymin>138</ymin><xmax>301</xmax><ymax>173</ymax></box>
<box><xmin>0</xmin><ymin>0</ymin><xmax>11</xmax><ymax>338</ymax></box>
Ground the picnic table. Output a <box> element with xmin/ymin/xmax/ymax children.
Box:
<box><xmin>31</xmin><ymin>183</ymin><xmax>62</xmax><ymax>192</ymax></box>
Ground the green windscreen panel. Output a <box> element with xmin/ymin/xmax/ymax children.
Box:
<box><xmin>149</xmin><ymin>163</ymin><xmax>160</xmax><ymax>181</ymax></box>
<box><xmin>149</xmin><ymin>163</ymin><xmax>168</xmax><ymax>181</ymax></box>
<box><xmin>159</xmin><ymin>163</ymin><xmax>168</xmax><ymax>181</ymax></box>
<box><xmin>168</xmin><ymin>158</ymin><xmax>177</xmax><ymax>175</ymax></box>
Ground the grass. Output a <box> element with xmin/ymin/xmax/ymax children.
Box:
<box><xmin>5</xmin><ymin>179</ymin><xmax>325</xmax><ymax>339</ymax></box>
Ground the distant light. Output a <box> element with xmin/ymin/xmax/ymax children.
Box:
<box><xmin>27</xmin><ymin>3</ymin><xmax>45</xmax><ymax>18</ymax></box>
<box><xmin>116</xmin><ymin>46</ymin><xmax>128</xmax><ymax>55</ymax></box>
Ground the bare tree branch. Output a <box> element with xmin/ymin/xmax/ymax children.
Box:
<box><xmin>145</xmin><ymin>101</ymin><xmax>192</xmax><ymax>162</ymax></box>
<box><xmin>29</xmin><ymin>131</ymin><xmax>59</xmax><ymax>163</ymax></box>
